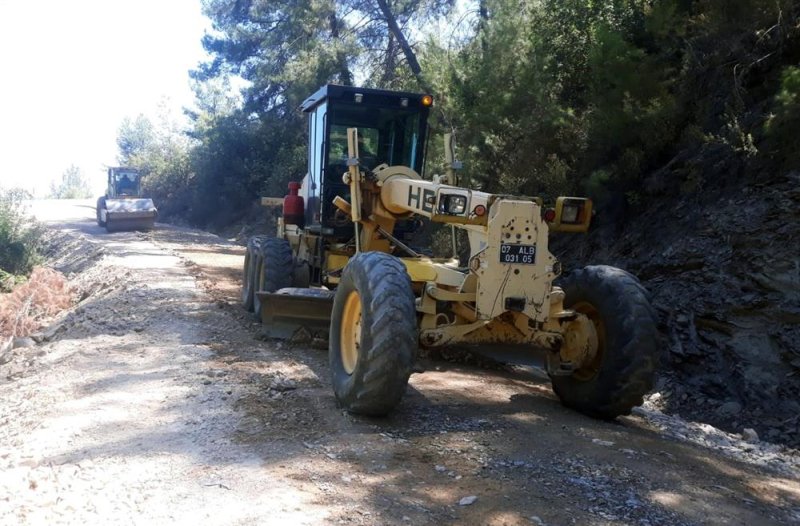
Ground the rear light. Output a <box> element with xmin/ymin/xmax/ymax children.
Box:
<box><xmin>543</xmin><ymin>208</ymin><xmax>556</xmax><ymax>222</ymax></box>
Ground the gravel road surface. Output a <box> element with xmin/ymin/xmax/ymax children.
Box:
<box><xmin>0</xmin><ymin>200</ymin><xmax>797</xmax><ymax>525</ymax></box>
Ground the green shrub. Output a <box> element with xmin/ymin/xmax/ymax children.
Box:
<box><xmin>0</xmin><ymin>188</ymin><xmax>43</xmax><ymax>285</ymax></box>
<box><xmin>764</xmin><ymin>66</ymin><xmax>800</xmax><ymax>170</ymax></box>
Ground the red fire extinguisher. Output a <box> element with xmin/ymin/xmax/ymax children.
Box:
<box><xmin>283</xmin><ymin>182</ymin><xmax>304</xmax><ymax>227</ymax></box>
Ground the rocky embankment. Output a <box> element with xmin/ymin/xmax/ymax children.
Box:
<box><xmin>555</xmin><ymin>170</ymin><xmax>800</xmax><ymax>447</ymax></box>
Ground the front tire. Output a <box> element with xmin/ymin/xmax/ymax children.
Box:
<box><xmin>253</xmin><ymin>238</ymin><xmax>293</xmax><ymax>319</ymax></box>
<box><xmin>551</xmin><ymin>265</ymin><xmax>658</xmax><ymax>419</ymax></box>
<box><xmin>329</xmin><ymin>252</ymin><xmax>417</xmax><ymax>416</ymax></box>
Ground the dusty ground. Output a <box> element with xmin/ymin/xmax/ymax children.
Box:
<box><xmin>0</xmin><ymin>199</ymin><xmax>798</xmax><ymax>525</ymax></box>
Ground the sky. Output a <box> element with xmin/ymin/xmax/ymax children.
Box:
<box><xmin>0</xmin><ymin>0</ymin><xmax>211</xmax><ymax>196</ymax></box>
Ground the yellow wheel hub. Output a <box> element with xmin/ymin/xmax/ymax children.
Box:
<box><xmin>566</xmin><ymin>301</ymin><xmax>605</xmax><ymax>381</ymax></box>
<box><xmin>340</xmin><ymin>291</ymin><xmax>363</xmax><ymax>375</ymax></box>
<box><xmin>256</xmin><ymin>259</ymin><xmax>265</xmax><ymax>291</ymax></box>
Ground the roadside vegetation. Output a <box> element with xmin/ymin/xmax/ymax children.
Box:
<box><xmin>0</xmin><ymin>188</ymin><xmax>43</xmax><ymax>290</ymax></box>
<box><xmin>48</xmin><ymin>165</ymin><xmax>93</xmax><ymax>199</ymax></box>
<box><xmin>0</xmin><ymin>267</ymin><xmax>72</xmax><ymax>339</ymax></box>
<box><xmin>0</xmin><ymin>188</ymin><xmax>70</xmax><ymax>341</ymax></box>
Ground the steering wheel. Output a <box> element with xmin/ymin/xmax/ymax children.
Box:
<box><xmin>332</xmin><ymin>208</ymin><xmax>352</xmax><ymax>227</ymax></box>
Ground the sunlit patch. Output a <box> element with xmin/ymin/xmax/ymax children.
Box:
<box><xmin>484</xmin><ymin>511</ymin><xmax>531</xmax><ymax>525</ymax></box>
<box><xmin>417</xmin><ymin>485</ymin><xmax>461</xmax><ymax>504</ymax></box>
<box><xmin>649</xmin><ymin>490</ymin><xmax>684</xmax><ymax>507</ymax></box>
<box><xmin>505</xmin><ymin>412</ymin><xmax>546</xmax><ymax>425</ymax></box>
<box><xmin>411</xmin><ymin>369</ymin><xmax>531</xmax><ymax>404</ymax></box>
<box><xmin>746</xmin><ymin>477</ymin><xmax>800</xmax><ymax>505</ymax></box>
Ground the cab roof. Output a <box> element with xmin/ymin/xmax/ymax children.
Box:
<box><xmin>300</xmin><ymin>84</ymin><xmax>430</xmax><ymax>113</ymax></box>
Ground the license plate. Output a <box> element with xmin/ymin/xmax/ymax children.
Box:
<box><xmin>499</xmin><ymin>243</ymin><xmax>536</xmax><ymax>264</ymax></box>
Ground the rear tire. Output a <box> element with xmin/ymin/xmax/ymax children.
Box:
<box><xmin>96</xmin><ymin>197</ymin><xmax>106</xmax><ymax>227</ymax></box>
<box><xmin>551</xmin><ymin>265</ymin><xmax>658</xmax><ymax>419</ymax></box>
<box><xmin>241</xmin><ymin>237</ymin><xmax>260</xmax><ymax>312</ymax></box>
<box><xmin>253</xmin><ymin>238</ymin><xmax>293</xmax><ymax>319</ymax></box>
<box><xmin>329</xmin><ymin>252</ymin><xmax>417</xmax><ymax>416</ymax></box>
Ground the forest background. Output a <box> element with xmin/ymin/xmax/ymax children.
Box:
<box><xmin>115</xmin><ymin>0</ymin><xmax>799</xmax><ymax>231</ymax></box>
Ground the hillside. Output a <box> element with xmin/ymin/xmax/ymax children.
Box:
<box><xmin>554</xmin><ymin>169</ymin><xmax>800</xmax><ymax>446</ymax></box>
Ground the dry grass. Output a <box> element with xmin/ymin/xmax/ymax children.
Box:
<box><xmin>0</xmin><ymin>267</ymin><xmax>73</xmax><ymax>339</ymax></box>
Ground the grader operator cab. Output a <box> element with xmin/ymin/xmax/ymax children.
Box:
<box><xmin>242</xmin><ymin>85</ymin><xmax>658</xmax><ymax>419</ymax></box>
<box><xmin>96</xmin><ymin>167</ymin><xmax>157</xmax><ymax>232</ymax></box>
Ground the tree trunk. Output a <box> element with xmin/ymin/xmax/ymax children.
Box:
<box><xmin>381</xmin><ymin>33</ymin><xmax>397</xmax><ymax>86</ymax></box>
<box><xmin>329</xmin><ymin>13</ymin><xmax>353</xmax><ymax>86</ymax></box>
<box><xmin>374</xmin><ymin>0</ymin><xmax>430</xmax><ymax>92</ymax></box>
<box><xmin>479</xmin><ymin>0</ymin><xmax>489</xmax><ymax>55</ymax></box>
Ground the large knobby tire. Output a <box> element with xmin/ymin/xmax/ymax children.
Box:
<box><xmin>96</xmin><ymin>197</ymin><xmax>106</xmax><ymax>227</ymax></box>
<box><xmin>241</xmin><ymin>236</ymin><xmax>264</xmax><ymax>312</ymax></box>
<box><xmin>253</xmin><ymin>238</ymin><xmax>293</xmax><ymax>319</ymax></box>
<box><xmin>551</xmin><ymin>265</ymin><xmax>658</xmax><ymax>419</ymax></box>
<box><xmin>329</xmin><ymin>252</ymin><xmax>417</xmax><ymax>416</ymax></box>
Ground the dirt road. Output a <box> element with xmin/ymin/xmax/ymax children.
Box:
<box><xmin>1</xmin><ymin>200</ymin><xmax>798</xmax><ymax>525</ymax></box>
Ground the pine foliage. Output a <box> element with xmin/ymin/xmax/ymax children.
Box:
<box><xmin>119</xmin><ymin>0</ymin><xmax>800</xmax><ymax>225</ymax></box>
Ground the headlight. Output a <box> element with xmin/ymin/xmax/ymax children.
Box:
<box><xmin>439</xmin><ymin>194</ymin><xmax>467</xmax><ymax>215</ymax></box>
<box><xmin>561</xmin><ymin>204</ymin><xmax>580</xmax><ymax>223</ymax></box>
<box><xmin>550</xmin><ymin>197</ymin><xmax>593</xmax><ymax>233</ymax></box>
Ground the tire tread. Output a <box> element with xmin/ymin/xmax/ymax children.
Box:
<box><xmin>330</xmin><ymin>252</ymin><xmax>417</xmax><ymax>416</ymax></box>
<box><xmin>552</xmin><ymin>265</ymin><xmax>659</xmax><ymax>419</ymax></box>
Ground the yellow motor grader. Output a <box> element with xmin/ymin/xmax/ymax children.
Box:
<box><xmin>242</xmin><ymin>85</ymin><xmax>657</xmax><ymax>418</ymax></box>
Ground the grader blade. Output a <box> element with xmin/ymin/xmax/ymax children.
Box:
<box><xmin>257</xmin><ymin>287</ymin><xmax>335</xmax><ymax>339</ymax></box>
